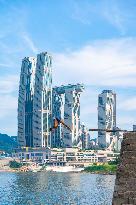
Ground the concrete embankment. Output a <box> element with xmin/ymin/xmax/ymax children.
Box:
<box><xmin>112</xmin><ymin>132</ymin><xmax>136</xmax><ymax>205</ymax></box>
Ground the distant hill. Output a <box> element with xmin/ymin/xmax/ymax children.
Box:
<box><xmin>0</xmin><ymin>133</ymin><xmax>18</xmax><ymax>153</ymax></box>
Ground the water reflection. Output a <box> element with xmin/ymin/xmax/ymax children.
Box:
<box><xmin>0</xmin><ymin>172</ymin><xmax>115</xmax><ymax>205</ymax></box>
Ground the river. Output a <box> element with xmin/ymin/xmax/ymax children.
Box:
<box><xmin>0</xmin><ymin>172</ymin><xmax>115</xmax><ymax>205</ymax></box>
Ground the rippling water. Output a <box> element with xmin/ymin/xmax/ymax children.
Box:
<box><xmin>0</xmin><ymin>172</ymin><xmax>115</xmax><ymax>205</ymax></box>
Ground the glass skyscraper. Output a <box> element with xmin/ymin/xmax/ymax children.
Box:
<box><xmin>18</xmin><ymin>52</ymin><xmax>52</xmax><ymax>148</ymax></box>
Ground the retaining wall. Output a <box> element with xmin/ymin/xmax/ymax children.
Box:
<box><xmin>112</xmin><ymin>132</ymin><xmax>136</xmax><ymax>205</ymax></box>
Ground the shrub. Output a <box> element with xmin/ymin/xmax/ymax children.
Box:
<box><xmin>108</xmin><ymin>157</ymin><xmax>120</xmax><ymax>165</ymax></box>
<box><xmin>84</xmin><ymin>163</ymin><xmax>117</xmax><ymax>173</ymax></box>
<box><xmin>9</xmin><ymin>160</ymin><xmax>22</xmax><ymax>168</ymax></box>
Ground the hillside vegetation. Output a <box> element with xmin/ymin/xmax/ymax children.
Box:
<box><xmin>0</xmin><ymin>133</ymin><xmax>17</xmax><ymax>153</ymax></box>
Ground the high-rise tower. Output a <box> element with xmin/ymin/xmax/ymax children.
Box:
<box><xmin>52</xmin><ymin>84</ymin><xmax>84</xmax><ymax>148</ymax></box>
<box><xmin>52</xmin><ymin>87</ymin><xmax>65</xmax><ymax>147</ymax></box>
<box><xmin>98</xmin><ymin>90</ymin><xmax>116</xmax><ymax>148</ymax></box>
<box><xmin>18</xmin><ymin>52</ymin><xmax>52</xmax><ymax>148</ymax></box>
<box><xmin>33</xmin><ymin>52</ymin><xmax>52</xmax><ymax>147</ymax></box>
<box><xmin>18</xmin><ymin>57</ymin><xmax>36</xmax><ymax>147</ymax></box>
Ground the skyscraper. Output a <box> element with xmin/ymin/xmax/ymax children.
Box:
<box><xmin>33</xmin><ymin>52</ymin><xmax>52</xmax><ymax>147</ymax></box>
<box><xmin>79</xmin><ymin>124</ymin><xmax>90</xmax><ymax>149</ymax></box>
<box><xmin>52</xmin><ymin>84</ymin><xmax>84</xmax><ymax>148</ymax></box>
<box><xmin>18</xmin><ymin>52</ymin><xmax>52</xmax><ymax>148</ymax></box>
<box><xmin>18</xmin><ymin>57</ymin><xmax>36</xmax><ymax>147</ymax></box>
<box><xmin>52</xmin><ymin>87</ymin><xmax>65</xmax><ymax>147</ymax></box>
<box><xmin>98</xmin><ymin>90</ymin><xmax>116</xmax><ymax>148</ymax></box>
<box><xmin>63</xmin><ymin>84</ymin><xmax>84</xmax><ymax>147</ymax></box>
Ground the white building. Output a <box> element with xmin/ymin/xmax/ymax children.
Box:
<box><xmin>12</xmin><ymin>147</ymin><xmax>51</xmax><ymax>163</ymax></box>
<box><xmin>52</xmin><ymin>84</ymin><xmax>84</xmax><ymax>148</ymax></box>
<box><xmin>133</xmin><ymin>125</ymin><xmax>136</xmax><ymax>131</ymax></box>
<box><xmin>98</xmin><ymin>90</ymin><xmax>116</xmax><ymax>148</ymax></box>
<box><xmin>18</xmin><ymin>52</ymin><xmax>52</xmax><ymax>148</ymax></box>
<box><xmin>79</xmin><ymin>124</ymin><xmax>90</xmax><ymax>149</ymax></box>
<box><xmin>52</xmin><ymin>87</ymin><xmax>65</xmax><ymax>147</ymax></box>
<box><xmin>33</xmin><ymin>52</ymin><xmax>52</xmax><ymax>148</ymax></box>
<box><xmin>107</xmin><ymin>129</ymin><xmax>123</xmax><ymax>152</ymax></box>
<box><xmin>63</xmin><ymin>84</ymin><xmax>84</xmax><ymax>148</ymax></box>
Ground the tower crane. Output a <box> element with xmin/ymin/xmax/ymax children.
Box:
<box><xmin>50</xmin><ymin>118</ymin><xmax>134</xmax><ymax>134</ymax></box>
<box><xmin>50</xmin><ymin>117</ymin><xmax>72</xmax><ymax>132</ymax></box>
<box><xmin>50</xmin><ymin>118</ymin><xmax>128</xmax><ymax>133</ymax></box>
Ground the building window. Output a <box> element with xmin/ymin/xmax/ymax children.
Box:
<box><xmin>99</xmin><ymin>97</ymin><xmax>103</xmax><ymax>105</ymax></box>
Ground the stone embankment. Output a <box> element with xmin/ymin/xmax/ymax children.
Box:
<box><xmin>112</xmin><ymin>132</ymin><xmax>136</xmax><ymax>205</ymax></box>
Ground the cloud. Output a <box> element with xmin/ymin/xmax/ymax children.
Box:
<box><xmin>0</xmin><ymin>63</ymin><xmax>13</xmax><ymax>68</ymax></box>
<box><xmin>0</xmin><ymin>3</ymin><xmax>38</xmax><ymax>56</ymax></box>
<box><xmin>71</xmin><ymin>0</ymin><xmax>134</xmax><ymax>34</ymax></box>
<box><xmin>0</xmin><ymin>93</ymin><xmax>18</xmax><ymax>135</ymax></box>
<box><xmin>117</xmin><ymin>116</ymin><xmax>135</xmax><ymax>129</ymax></box>
<box><xmin>0</xmin><ymin>74</ymin><xmax>18</xmax><ymax>118</ymax></box>
<box><xmin>53</xmin><ymin>37</ymin><xmax>136</xmax><ymax>87</ymax></box>
<box><xmin>0</xmin><ymin>4</ymin><xmax>39</xmax><ymax>134</ymax></box>
<box><xmin>71</xmin><ymin>1</ymin><xmax>93</xmax><ymax>25</ymax></box>
<box><xmin>118</xmin><ymin>97</ymin><xmax>136</xmax><ymax>111</ymax></box>
<box><xmin>0</xmin><ymin>75</ymin><xmax>18</xmax><ymax>112</ymax></box>
<box><xmin>102</xmin><ymin>0</ymin><xmax>126</xmax><ymax>34</ymax></box>
<box><xmin>0</xmin><ymin>75</ymin><xmax>19</xmax><ymax>94</ymax></box>
<box><xmin>21</xmin><ymin>32</ymin><xmax>38</xmax><ymax>54</ymax></box>
<box><xmin>0</xmin><ymin>94</ymin><xmax>17</xmax><ymax>119</ymax></box>
<box><xmin>0</xmin><ymin>75</ymin><xmax>18</xmax><ymax>134</ymax></box>
<box><xmin>53</xmin><ymin>38</ymin><xmax>136</xmax><ymax>130</ymax></box>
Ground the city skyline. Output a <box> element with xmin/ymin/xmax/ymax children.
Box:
<box><xmin>17</xmin><ymin>51</ymin><xmax>121</xmax><ymax>150</ymax></box>
<box><xmin>18</xmin><ymin>51</ymin><xmax>85</xmax><ymax>148</ymax></box>
<box><xmin>0</xmin><ymin>2</ymin><xmax>136</xmax><ymax>205</ymax></box>
<box><xmin>0</xmin><ymin>0</ymin><xmax>136</xmax><ymax>135</ymax></box>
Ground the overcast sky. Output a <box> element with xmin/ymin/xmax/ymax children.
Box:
<box><xmin>0</xmin><ymin>0</ymin><xmax>136</xmax><ymax>136</ymax></box>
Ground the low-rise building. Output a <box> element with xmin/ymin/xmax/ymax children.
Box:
<box><xmin>50</xmin><ymin>148</ymin><xmax>107</xmax><ymax>164</ymax></box>
<box><xmin>12</xmin><ymin>147</ymin><xmax>51</xmax><ymax>163</ymax></box>
<box><xmin>12</xmin><ymin>147</ymin><xmax>117</xmax><ymax>166</ymax></box>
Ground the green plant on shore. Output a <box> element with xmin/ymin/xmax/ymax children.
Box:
<box><xmin>84</xmin><ymin>163</ymin><xmax>117</xmax><ymax>173</ymax></box>
<box><xmin>108</xmin><ymin>157</ymin><xmax>120</xmax><ymax>165</ymax></box>
<box><xmin>9</xmin><ymin>160</ymin><xmax>23</xmax><ymax>169</ymax></box>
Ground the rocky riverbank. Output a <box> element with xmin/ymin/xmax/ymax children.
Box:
<box><xmin>0</xmin><ymin>158</ymin><xmax>118</xmax><ymax>174</ymax></box>
<box><xmin>0</xmin><ymin>157</ymin><xmax>15</xmax><ymax>172</ymax></box>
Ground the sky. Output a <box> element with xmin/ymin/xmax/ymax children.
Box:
<box><xmin>0</xmin><ymin>0</ymin><xmax>136</xmax><ymax>136</ymax></box>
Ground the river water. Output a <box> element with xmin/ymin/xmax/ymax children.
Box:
<box><xmin>0</xmin><ymin>172</ymin><xmax>115</xmax><ymax>205</ymax></box>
